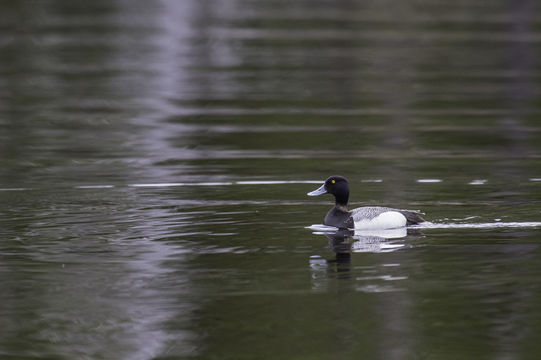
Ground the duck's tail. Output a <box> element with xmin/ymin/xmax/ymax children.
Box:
<box><xmin>399</xmin><ymin>210</ymin><xmax>425</xmax><ymax>225</ymax></box>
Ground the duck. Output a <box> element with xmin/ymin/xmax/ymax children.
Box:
<box><xmin>307</xmin><ymin>175</ymin><xmax>425</xmax><ymax>230</ymax></box>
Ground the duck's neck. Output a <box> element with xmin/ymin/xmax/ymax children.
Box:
<box><xmin>334</xmin><ymin>190</ymin><xmax>349</xmax><ymax>212</ymax></box>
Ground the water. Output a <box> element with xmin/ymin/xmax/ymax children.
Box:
<box><xmin>2</xmin><ymin>0</ymin><xmax>541</xmax><ymax>358</ymax></box>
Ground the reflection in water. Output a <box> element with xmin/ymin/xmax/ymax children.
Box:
<box><xmin>0</xmin><ymin>1</ymin><xmax>206</xmax><ymax>357</ymax></box>
<box><xmin>309</xmin><ymin>225</ymin><xmax>408</xmax><ymax>254</ymax></box>
<box><xmin>309</xmin><ymin>226</ymin><xmax>410</xmax><ymax>293</ymax></box>
<box><xmin>0</xmin><ymin>188</ymin><xmax>200</xmax><ymax>359</ymax></box>
<box><xmin>325</xmin><ymin>229</ymin><xmax>355</xmax><ymax>280</ymax></box>
<box><xmin>308</xmin><ymin>225</ymin><xmax>414</xmax><ymax>360</ymax></box>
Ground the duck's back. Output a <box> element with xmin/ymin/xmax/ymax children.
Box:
<box><xmin>351</xmin><ymin>206</ymin><xmax>425</xmax><ymax>226</ymax></box>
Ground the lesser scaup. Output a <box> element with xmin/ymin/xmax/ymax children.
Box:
<box><xmin>307</xmin><ymin>175</ymin><xmax>425</xmax><ymax>229</ymax></box>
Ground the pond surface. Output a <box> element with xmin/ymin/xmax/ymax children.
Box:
<box><xmin>3</xmin><ymin>0</ymin><xmax>541</xmax><ymax>359</ymax></box>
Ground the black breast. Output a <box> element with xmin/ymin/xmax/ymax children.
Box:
<box><xmin>324</xmin><ymin>207</ymin><xmax>354</xmax><ymax>229</ymax></box>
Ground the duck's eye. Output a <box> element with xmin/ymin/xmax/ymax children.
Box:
<box><xmin>331</xmin><ymin>179</ymin><xmax>336</xmax><ymax>184</ymax></box>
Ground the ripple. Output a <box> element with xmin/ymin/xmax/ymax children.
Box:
<box><xmin>236</xmin><ymin>180</ymin><xmax>322</xmax><ymax>185</ymax></box>
<box><xmin>468</xmin><ymin>179</ymin><xmax>487</xmax><ymax>185</ymax></box>
<box><xmin>415</xmin><ymin>221</ymin><xmax>541</xmax><ymax>229</ymax></box>
<box><xmin>128</xmin><ymin>182</ymin><xmax>234</xmax><ymax>187</ymax></box>
<box><xmin>6</xmin><ymin>175</ymin><xmax>541</xmax><ymax>193</ymax></box>
<box><xmin>416</xmin><ymin>179</ymin><xmax>443</xmax><ymax>183</ymax></box>
<box><xmin>129</xmin><ymin>180</ymin><xmax>321</xmax><ymax>187</ymax></box>
<box><xmin>355</xmin><ymin>285</ymin><xmax>405</xmax><ymax>293</ymax></box>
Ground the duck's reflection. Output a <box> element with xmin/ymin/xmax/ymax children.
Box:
<box><xmin>310</xmin><ymin>226</ymin><xmax>408</xmax><ymax>253</ymax></box>
<box><xmin>309</xmin><ymin>226</ymin><xmax>411</xmax><ymax>286</ymax></box>
<box><xmin>325</xmin><ymin>229</ymin><xmax>355</xmax><ymax>277</ymax></box>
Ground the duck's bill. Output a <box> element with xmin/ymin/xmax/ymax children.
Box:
<box><xmin>307</xmin><ymin>184</ymin><xmax>327</xmax><ymax>196</ymax></box>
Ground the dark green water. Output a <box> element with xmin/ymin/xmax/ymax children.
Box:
<box><xmin>3</xmin><ymin>0</ymin><xmax>541</xmax><ymax>359</ymax></box>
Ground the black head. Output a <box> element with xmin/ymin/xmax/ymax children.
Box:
<box><xmin>307</xmin><ymin>175</ymin><xmax>350</xmax><ymax>206</ymax></box>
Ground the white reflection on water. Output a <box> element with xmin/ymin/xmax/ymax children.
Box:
<box><xmin>308</xmin><ymin>224</ymin><xmax>408</xmax><ymax>253</ymax></box>
<box><xmin>309</xmin><ymin>220</ymin><xmax>541</xmax><ymax>233</ymax></box>
<box><xmin>129</xmin><ymin>182</ymin><xmax>234</xmax><ymax>187</ymax></box>
<box><xmin>468</xmin><ymin>179</ymin><xmax>488</xmax><ymax>185</ymax></box>
<box><xmin>416</xmin><ymin>178</ymin><xmax>443</xmax><ymax>183</ymax></box>
<box><xmin>310</xmin><ymin>253</ymin><xmax>409</xmax><ymax>294</ymax></box>
<box><xmin>5</xmin><ymin>176</ymin><xmax>541</xmax><ymax>191</ymax></box>
<box><xmin>415</xmin><ymin>221</ymin><xmax>541</xmax><ymax>229</ymax></box>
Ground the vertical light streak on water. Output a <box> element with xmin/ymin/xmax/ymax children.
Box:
<box><xmin>81</xmin><ymin>1</ymin><xmax>209</xmax><ymax>358</ymax></box>
<box><xmin>79</xmin><ymin>0</ymin><xmax>252</xmax><ymax>357</ymax></box>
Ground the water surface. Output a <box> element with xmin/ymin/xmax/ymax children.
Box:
<box><xmin>2</xmin><ymin>0</ymin><xmax>541</xmax><ymax>359</ymax></box>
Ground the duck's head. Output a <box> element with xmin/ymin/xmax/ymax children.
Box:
<box><xmin>307</xmin><ymin>175</ymin><xmax>349</xmax><ymax>206</ymax></box>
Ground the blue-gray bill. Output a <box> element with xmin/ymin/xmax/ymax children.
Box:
<box><xmin>307</xmin><ymin>184</ymin><xmax>327</xmax><ymax>196</ymax></box>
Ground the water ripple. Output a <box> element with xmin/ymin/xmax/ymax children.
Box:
<box><xmin>416</xmin><ymin>221</ymin><xmax>541</xmax><ymax>229</ymax></box>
